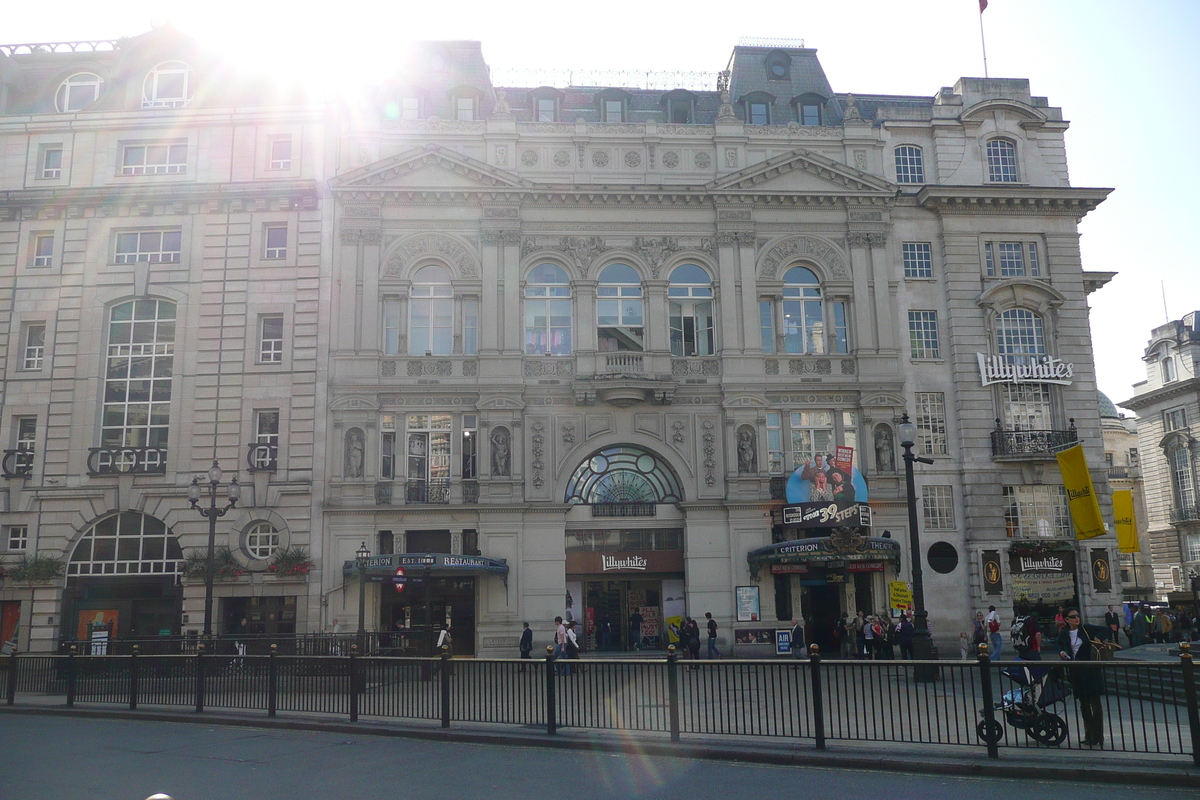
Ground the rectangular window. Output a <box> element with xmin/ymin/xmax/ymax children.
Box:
<box><xmin>462</xmin><ymin>414</ymin><xmax>477</xmax><ymax>479</ymax></box>
<box><xmin>5</xmin><ymin>525</ymin><xmax>28</xmax><ymax>551</ymax></box>
<box><xmin>264</xmin><ymin>226</ymin><xmax>288</xmax><ymax>259</ymax></box>
<box><xmin>1001</xmin><ymin>383</ymin><xmax>1052</xmax><ymax>430</ymax></box>
<box><xmin>800</xmin><ymin>104</ymin><xmax>821</xmax><ymax>126</ymax></box>
<box><xmin>253</xmin><ymin>410</ymin><xmax>279</xmax><ymax>470</ymax></box>
<box><xmin>604</xmin><ymin>100</ymin><xmax>623</xmax><ymax>122</ymax></box>
<box><xmin>42</xmin><ymin>147</ymin><xmax>63</xmax><ymax>179</ymax></box>
<box><xmin>400</xmin><ymin>97</ymin><xmax>420</xmax><ymax>120</ymax></box>
<box><xmin>409</xmin><ymin>288</ymin><xmax>454</xmax><ymax>355</ymax></box>
<box><xmin>269</xmin><ymin>138</ymin><xmax>292</xmax><ymax>170</ymax></box>
<box><xmin>669</xmin><ymin>301</ymin><xmax>714</xmax><ymax>357</ymax></box>
<box><xmin>259</xmin><ymin>315</ymin><xmax>284</xmax><ymax>363</ymax></box>
<box><xmin>766</xmin><ymin>412</ymin><xmax>784</xmax><ymax>474</ymax></box>
<box><xmin>749</xmin><ymin>102</ymin><xmax>769</xmax><ymax>125</ymax></box>
<box><xmin>1164</xmin><ymin>407</ymin><xmax>1188</xmax><ymax>432</ymax></box>
<box><xmin>668</xmin><ymin>99</ymin><xmax>691</xmax><ymax>124</ymax></box>
<box><xmin>456</xmin><ymin>97</ymin><xmax>475</xmax><ymax>121</ymax></box>
<box><xmin>383</xmin><ymin>299</ymin><xmax>401</xmax><ymax>355</ymax></box>
<box><xmin>22</xmin><ymin>324</ymin><xmax>46</xmax><ymax>370</ymax></box>
<box><xmin>914</xmin><ymin>392</ymin><xmax>948</xmax><ymax>456</ymax></box>
<box><xmin>378</xmin><ymin>530</ymin><xmax>395</xmax><ymax>555</ymax></box>
<box><xmin>381</xmin><ymin>414</ymin><xmax>397</xmax><ymax>480</ymax></box>
<box><xmin>759</xmin><ymin>300</ymin><xmax>776</xmax><ymax>354</ymax></box>
<box><xmin>406</xmin><ymin>413</ymin><xmax>452</xmax><ymax>482</ymax></box>
<box><xmin>902</xmin><ymin>242</ymin><xmax>933</xmax><ymax>278</ymax></box>
<box><xmin>986</xmin><ymin>139</ymin><xmax>1019</xmax><ymax>182</ymax></box>
<box><xmin>537</xmin><ymin>98</ymin><xmax>556</xmax><ymax>122</ymax></box>
<box><xmin>1003</xmin><ymin>485</ymin><xmax>1070</xmax><ymax>538</ymax></box>
<box><xmin>34</xmin><ymin>234</ymin><xmax>54</xmax><ymax>267</ymax></box>
<box><xmin>463</xmin><ymin>300</ymin><xmax>478</xmax><ymax>356</ymax></box>
<box><xmin>13</xmin><ymin>417</ymin><xmax>36</xmax><ymax>477</ymax></box>
<box><xmin>788</xmin><ymin>411</ymin><xmax>835</xmax><ymax>470</ymax></box>
<box><xmin>983</xmin><ymin>241</ymin><xmax>1040</xmax><ymax>277</ymax></box>
<box><xmin>1185</xmin><ymin>533</ymin><xmax>1200</xmax><ymax>563</ymax></box>
<box><xmin>121</xmin><ymin>143</ymin><xmax>187</xmax><ymax>175</ymax></box>
<box><xmin>114</xmin><ymin>230</ymin><xmax>182</xmax><ymax>264</ymax></box>
<box><xmin>908</xmin><ymin>311</ymin><xmax>940</xmax><ymax>359</ymax></box>
<box><xmin>921</xmin><ymin>485</ymin><xmax>955</xmax><ymax>530</ymax></box>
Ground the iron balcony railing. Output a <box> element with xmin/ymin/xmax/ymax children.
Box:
<box><xmin>990</xmin><ymin>419</ymin><xmax>1077</xmax><ymax>458</ymax></box>
<box><xmin>86</xmin><ymin>447</ymin><xmax>167</xmax><ymax>475</ymax></box>
<box><xmin>246</xmin><ymin>442</ymin><xmax>278</xmax><ymax>473</ymax></box>
<box><xmin>1169</xmin><ymin>505</ymin><xmax>1200</xmax><ymax>524</ymax></box>
<box><xmin>1</xmin><ymin>448</ymin><xmax>33</xmax><ymax>478</ymax></box>
<box><xmin>406</xmin><ymin>479</ymin><xmax>450</xmax><ymax>504</ymax></box>
<box><xmin>591</xmin><ymin>503</ymin><xmax>656</xmax><ymax>517</ymax></box>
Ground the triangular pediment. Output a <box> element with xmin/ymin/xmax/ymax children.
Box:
<box><xmin>707</xmin><ymin>148</ymin><xmax>895</xmax><ymax>195</ymax></box>
<box><xmin>329</xmin><ymin>144</ymin><xmax>532</xmax><ymax>193</ymax></box>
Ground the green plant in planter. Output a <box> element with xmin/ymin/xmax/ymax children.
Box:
<box><xmin>1009</xmin><ymin>539</ymin><xmax>1075</xmax><ymax>558</ymax></box>
<box><xmin>267</xmin><ymin>546</ymin><xmax>314</xmax><ymax>576</ymax></box>
<box><xmin>181</xmin><ymin>546</ymin><xmax>246</xmax><ymax>579</ymax></box>
<box><xmin>9</xmin><ymin>554</ymin><xmax>65</xmax><ymax>582</ymax></box>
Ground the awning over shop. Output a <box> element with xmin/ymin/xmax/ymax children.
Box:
<box><xmin>748</xmin><ymin>531</ymin><xmax>900</xmax><ymax>579</ymax></box>
<box><xmin>342</xmin><ymin>553</ymin><xmax>510</xmax><ymax>584</ymax></box>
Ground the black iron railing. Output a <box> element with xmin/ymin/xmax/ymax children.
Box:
<box><xmin>592</xmin><ymin>503</ymin><xmax>656</xmax><ymax>517</ymax></box>
<box><xmin>406</xmin><ymin>479</ymin><xmax>450</xmax><ymax>504</ymax></box>
<box><xmin>86</xmin><ymin>447</ymin><xmax>167</xmax><ymax>475</ymax></box>
<box><xmin>769</xmin><ymin>477</ymin><xmax>787</xmax><ymax>500</ymax></box>
<box><xmin>1170</xmin><ymin>505</ymin><xmax>1200</xmax><ymax>524</ymax></box>
<box><xmin>246</xmin><ymin>442</ymin><xmax>278</xmax><ymax>472</ymax></box>
<box><xmin>4</xmin><ymin>647</ymin><xmax>1198</xmax><ymax>764</ymax></box>
<box><xmin>1</xmin><ymin>449</ymin><xmax>33</xmax><ymax>478</ymax></box>
<box><xmin>990</xmin><ymin>419</ymin><xmax>1077</xmax><ymax>457</ymax></box>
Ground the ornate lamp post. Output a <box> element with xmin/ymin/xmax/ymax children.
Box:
<box><xmin>187</xmin><ymin>461</ymin><xmax>241</xmax><ymax>638</ymax></box>
<box><xmin>356</xmin><ymin>541</ymin><xmax>371</xmax><ymax>653</ymax></box>
<box><xmin>898</xmin><ymin>413</ymin><xmax>937</xmax><ymax>679</ymax></box>
<box><xmin>1189</xmin><ymin>569</ymin><xmax>1199</xmax><ymax>618</ymax></box>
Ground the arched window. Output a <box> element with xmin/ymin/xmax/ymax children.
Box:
<box><xmin>56</xmin><ymin>72</ymin><xmax>104</xmax><ymax>112</ymax></box>
<box><xmin>1170</xmin><ymin>443</ymin><xmax>1197</xmax><ymax>512</ymax></box>
<box><xmin>668</xmin><ymin>264</ymin><xmax>714</xmax><ymax>356</ymax></box>
<box><xmin>1162</xmin><ymin>353</ymin><xmax>1177</xmax><ymax>383</ymax></box>
<box><xmin>408</xmin><ymin>265</ymin><xmax>454</xmax><ymax>355</ymax></box>
<box><xmin>142</xmin><ymin>62</ymin><xmax>194</xmax><ymax>109</ymax></box>
<box><xmin>986</xmin><ymin>138</ymin><xmax>1018</xmax><ymax>182</ymax></box>
<box><xmin>565</xmin><ymin>446</ymin><xmax>684</xmax><ymax>505</ymax></box>
<box><xmin>244</xmin><ymin>522</ymin><xmax>280</xmax><ymax>560</ymax></box>
<box><xmin>68</xmin><ymin>512</ymin><xmax>183</xmax><ymax>576</ymax></box>
<box><xmin>597</xmin><ymin>264</ymin><xmax>644</xmax><ymax>352</ymax></box>
<box><xmin>774</xmin><ymin>266</ymin><xmax>847</xmax><ymax>355</ymax></box>
<box><xmin>97</xmin><ymin>299</ymin><xmax>175</xmax><ymax>473</ymax></box>
<box><xmin>525</xmin><ymin>263</ymin><xmax>572</xmax><ymax>355</ymax></box>
<box><xmin>894</xmin><ymin>145</ymin><xmax>925</xmax><ymax>184</ymax></box>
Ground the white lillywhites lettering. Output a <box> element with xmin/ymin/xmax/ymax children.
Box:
<box><xmin>977</xmin><ymin>353</ymin><xmax>1074</xmax><ymax>386</ymax></box>
<box><xmin>601</xmin><ymin>555</ymin><xmax>648</xmax><ymax>571</ymax></box>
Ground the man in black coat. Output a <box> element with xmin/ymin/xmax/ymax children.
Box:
<box><xmin>518</xmin><ymin>622</ymin><xmax>533</xmax><ymax>672</ymax></box>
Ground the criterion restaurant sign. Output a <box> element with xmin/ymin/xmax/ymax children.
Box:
<box><xmin>977</xmin><ymin>354</ymin><xmax>1074</xmax><ymax>386</ymax></box>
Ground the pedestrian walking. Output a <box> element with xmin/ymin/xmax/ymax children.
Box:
<box><xmin>878</xmin><ymin>617</ymin><xmax>896</xmax><ymax>660</ymax></box>
<box><xmin>1011</xmin><ymin>602</ymin><xmax>1043</xmax><ymax>660</ymax></box>
<box><xmin>972</xmin><ymin>611</ymin><xmax>987</xmax><ymax>652</ymax></box>
<box><xmin>677</xmin><ymin>617</ymin><xmax>692</xmax><ymax>664</ymax></box>
<box><xmin>986</xmin><ymin>605</ymin><xmax>1003</xmax><ymax>659</ymax></box>
<box><xmin>853</xmin><ymin>611</ymin><xmax>866</xmax><ymax>659</ymax></box>
<box><xmin>1104</xmin><ymin>605</ymin><xmax>1121</xmax><ymax>639</ymax></box>
<box><xmin>864</xmin><ymin>615</ymin><xmax>879</xmax><ymax>660</ymax></box>
<box><xmin>563</xmin><ymin>621</ymin><xmax>579</xmax><ymax>675</ymax></box>
<box><xmin>1056</xmin><ymin>608</ymin><xmax>1112</xmax><ymax>746</ymax></box>
<box><xmin>897</xmin><ymin>614</ymin><xmax>915</xmax><ymax>660</ymax></box>
<box><xmin>705</xmin><ymin>612</ymin><xmax>721</xmax><ymax>659</ymax></box>
<box><xmin>687</xmin><ymin>617</ymin><xmax>702</xmax><ymax>663</ymax></box>
<box><xmin>518</xmin><ymin>621</ymin><xmax>533</xmax><ymax>672</ymax></box>
<box><xmin>553</xmin><ymin>616</ymin><xmax>568</xmax><ymax>674</ymax></box>
<box><xmin>629</xmin><ymin>609</ymin><xmax>644</xmax><ymax>651</ymax></box>
<box><xmin>790</xmin><ymin>619</ymin><xmax>806</xmax><ymax>667</ymax></box>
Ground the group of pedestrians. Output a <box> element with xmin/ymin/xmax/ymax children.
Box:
<box><xmin>835</xmin><ymin>610</ymin><xmax>915</xmax><ymax>660</ymax></box>
<box><xmin>1125</xmin><ymin>604</ymin><xmax>1198</xmax><ymax>647</ymax></box>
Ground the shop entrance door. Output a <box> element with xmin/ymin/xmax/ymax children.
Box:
<box><xmin>583</xmin><ymin>580</ymin><xmax>663</xmax><ymax>651</ymax></box>
<box><xmin>383</xmin><ymin>576</ymin><xmax>476</xmax><ymax>656</ymax></box>
<box><xmin>800</xmin><ymin>582</ymin><xmax>843</xmax><ymax>653</ymax></box>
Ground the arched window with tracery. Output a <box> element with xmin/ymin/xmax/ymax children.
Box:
<box><xmin>68</xmin><ymin>512</ymin><xmax>184</xmax><ymax>576</ymax></box>
<box><xmin>766</xmin><ymin>266</ymin><xmax>847</xmax><ymax>355</ymax></box>
<box><xmin>668</xmin><ymin>264</ymin><xmax>714</xmax><ymax>356</ymax></box>
<box><xmin>524</xmin><ymin>263</ymin><xmax>572</xmax><ymax>355</ymax></box>
<box><xmin>565</xmin><ymin>446</ymin><xmax>684</xmax><ymax>506</ymax></box>
<box><xmin>597</xmin><ymin>264</ymin><xmax>644</xmax><ymax>352</ymax></box>
<box><xmin>1170</xmin><ymin>442</ymin><xmax>1197</xmax><ymax>514</ymax></box>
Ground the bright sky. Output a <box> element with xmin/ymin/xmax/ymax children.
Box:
<box><xmin>6</xmin><ymin>0</ymin><xmax>1199</xmax><ymax>411</ymax></box>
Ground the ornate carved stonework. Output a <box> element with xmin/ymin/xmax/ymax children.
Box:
<box><xmin>385</xmin><ymin>233</ymin><xmax>479</xmax><ymax>277</ymax></box>
<box><xmin>381</xmin><ymin>361</ymin><xmax>397</xmax><ymax>377</ymax></box>
<box><xmin>341</xmin><ymin>228</ymin><xmax>382</xmax><ymax>245</ymax></box>
<box><xmin>548</xmin><ymin>236</ymin><xmax>611</xmax><ymax>275</ymax></box>
<box><xmin>484</xmin><ymin>207</ymin><xmax>520</xmax><ymax>218</ymax></box>
<box><xmin>671</xmin><ymin>420</ymin><xmax>686</xmax><ymax>444</ymax></box>
<box><xmin>463</xmin><ymin>360</ymin><xmax>478</xmax><ymax>377</ymax></box>
<box><xmin>407</xmin><ymin>360</ymin><xmax>453</xmax><ymax>376</ymax></box>
<box><xmin>760</xmin><ymin>236</ymin><xmax>848</xmax><ymax>279</ymax></box>
<box><xmin>695</xmin><ymin>152</ymin><xmax>712</xmax><ymax>169</ymax></box>
<box><xmin>624</xmin><ymin>151</ymin><xmax>642</xmax><ymax>168</ymax></box>
<box><xmin>840</xmin><ymin>359</ymin><xmax>856</xmax><ymax>375</ymax></box>
<box><xmin>764</xmin><ymin>360</ymin><xmax>779</xmax><ymax>375</ymax></box>
<box><xmin>718</xmin><ymin>209</ymin><xmax>751</xmax><ymax>222</ymax></box>
<box><xmin>592</xmin><ymin>150</ymin><xmax>610</xmax><ymax>168</ymax></box>
<box><xmin>554</xmin><ymin>150</ymin><xmax>571</xmax><ymax>167</ymax></box>
<box><xmin>671</xmin><ymin>359</ymin><xmax>721</xmax><ymax>376</ymax></box>
<box><xmin>634</xmin><ymin>236</ymin><xmax>680</xmax><ymax>278</ymax></box>
<box><xmin>702</xmin><ymin>420</ymin><xmax>717</xmax><ymax>486</ymax></box>
<box><xmin>847</xmin><ymin>231</ymin><xmax>887</xmax><ymax>247</ymax></box>
<box><xmin>562</xmin><ymin>422</ymin><xmax>576</xmax><ymax>444</ymax></box>
<box><xmin>725</xmin><ymin>148</ymin><xmax>738</xmax><ymax>167</ymax></box>
<box><xmin>662</xmin><ymin>151</ymin><xmax>680</xmax><ymax>168</ymax></box>
<box><xmin>524</xmin><ymin>359</ymin><xmax>575</xmax><ymax>377</ymax></box>
<box><xmin>531</xmin><ymin>420</ymin><xmax>546</xmax><ymax>488</ymax></box>
<box><xmin>789</xmin><ymin>358</ymin><xmax>832</xmax><ymax>375</ymax></box>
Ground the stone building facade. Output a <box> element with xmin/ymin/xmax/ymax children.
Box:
<box><xmin>1122</xmin><ymin>313</ymin><xmax>1200</xmax><ymax>605</ymax></box>
<box><xmin>1</xmin><ymin>29</ymin><xmax>1118</xmax><ymax>654</ymax></box>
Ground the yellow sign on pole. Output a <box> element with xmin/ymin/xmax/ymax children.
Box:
<box><xmin>1113</xmin><ymin>489</ymin><xmax>1140</xmax><ymax>553</ymax></box>
<box><xmin>889</xmin><ymin>580</ymin><xmax>913</xmax><ymax>610</ymax></box>
<box><xmin>1055</xmin><ymin>444</ymin><xmax>1105</xmax><ymax>540</ymax></box>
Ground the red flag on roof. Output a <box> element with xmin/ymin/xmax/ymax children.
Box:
<box><xmin>979</xmin><ymin>0</ymin><xmax>988</xmax><ymax>11</ymax></box>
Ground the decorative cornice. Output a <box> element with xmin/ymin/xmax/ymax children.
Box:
<box><xmin>916</xmin><ymin>186</ymin><xmax>1112</xmax><ymax>219</ymax></box>
<box><xmin>0</xmin><ymin>180</ymin><xmax>320</xmax><ymax>219</ymax></box>
<box><xmin>1120</xmin><ymin>376</ymin><xmax>1200</xmax><ymax>412</ymax></box>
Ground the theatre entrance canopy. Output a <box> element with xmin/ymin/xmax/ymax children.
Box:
<box><xmin>747</xmin><ymin>529</ymin><xmax>901</xmax><ymax>580</ymax></box>
<box><xmin>342</xmin><ymin>553</ymin><xmax>510</xmax><ymax>588</ymax></box>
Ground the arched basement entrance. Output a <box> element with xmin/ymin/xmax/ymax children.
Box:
<box><xmin>64</xmin><ymin>512</ymin><xmax>184</xmax><ymax>649</ymax></box>
<box><xmin>564</xmin><ymin>445</ymin><xmax>686</xmax><ymax>652</ymax></box>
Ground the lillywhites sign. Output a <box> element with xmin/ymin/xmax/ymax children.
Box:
<box><xmin>1019</xmin><ymin>556</ymin><xmax>1065</xmax><ymax>572</ymax></box>
<box><xmin>602</xmin><ymin>555</ymin><xmax>648</xmax><ymax>572</ymax></box>
<box><xmin>977</xmin><ymin>354</ymin><xmax>1074</xmax><ymax>386</ymax></box>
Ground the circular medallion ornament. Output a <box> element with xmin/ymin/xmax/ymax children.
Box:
<box><xmin>694</xmin><ymin>151</ymin><xmax>712</xmax><ymax>168</ymax></box>
<box><xmin>662</xmin><ymin>151</ymin><xmax>680</xmax><ymax>168</ymax></box>
<box><xmin>592</xmin><ymin>150</ymin><xmax>610</xmax><ymax>168</ymax></box>
<box><xmin>624</xmin><ymin>151</ymin><xmax>642</xmax><ymax>168</ymax></box>
<box><xmin>521</xmin><ymin>150</ymin><xmax>538</xmax><ymax>166</ymax></box>
<box><xmin>554</xmin><ymin>150</ymin><xmax>571</xmax><ymax>166</ymax></box>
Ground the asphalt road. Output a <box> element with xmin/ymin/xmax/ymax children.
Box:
<box><xmin>0</xmin><ymin>715</ymin><xmax>1194</xmax><ymax>800</ymax></box>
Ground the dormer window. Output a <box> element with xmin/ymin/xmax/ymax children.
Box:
<box><xmin>604</xmin><ymin>99</ymin><xmax>624</xmax><ymax>122</ymax></box>
<box><xmin>56</xmin><ymin>72</ymin><xmax>104</xmax><ymax>112</ymax></box>
<box><xmin>595</xmin><ymin>89</ymin><xmax>632</xmax><ymax>123</ymax></box>
<box><xmin>142</xmin><ymin>62</ymin><xmax>194</xmax><ymax>109</ymax></box>
<box><xmin>537</xmin><ymin>97</ymin><xmax>557</xmax><ymax>122</ymax></box>
<box><xmin>794</xmin><ymin>93</ymin><xmax>826</xmax><ymax>126</ymax></box>
<box><xmin>741</xmin><ymin>92</ymin><xmax>775</xmax><ymax>125</ymax></box>
<box><xmin>764</xmin><ymin>50</ymin><xmax>791</xmax><ymax>81</ymax></box>
<box><xmin>661</xmin><ymin>90</ymin><xmax>697</xmax><ymax>124</ymax></box>
<box><xmin>400</xmin><ymin>96</ymin><xmax>421</xmax><ymax>120</ymax></box>
<box><xmin>1163</xmin><ymin>354</ymin><xmax>1177</xmax><ymax>383</ymax></box>
<box><xmin>448</xmin><ymin>87</ymin><xmax>484</xmax><ymax>122</ymax></box>
<box><xmin>456</xmin><ymin>97</ymin><xmax>476</xmax><ymax>121</ymax></box>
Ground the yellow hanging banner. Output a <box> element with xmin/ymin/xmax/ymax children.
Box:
<box><xmin>1056</xmin><ymin>444</ymin><xmax>1106</xmax><ymax>540</ymax></box>
<box><xmin>1113</xmin><ymin>489</ymin><xmax>1140</xmax><ymax>553</ymax></box>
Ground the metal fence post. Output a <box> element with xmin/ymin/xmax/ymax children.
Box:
<box><xmin>349</xmin><ymin>645</ymin><xmax>359</xmax><ymax>723</ymax></box>
<box><xmin>666</xmin><ymin>645</ymin><xmax>680</xmax><ymax>742</ymax></box>
<box><xmin>1180</xmin><ymin>642</ymin><xmax>1200</xmax><ymax>768</ymax></box>
<box><xmin>5</xmin><ymin>648</ymin><xmax>17</xmax><ymax>705</ymax></box>
<box><xmin>544</xmin><ymin>645</ymin><xmax>556</xmax><ymax>735</ymax></box>
<box><xmin>808</xmin><ymin>644</ymin><xmax>825</xmax><ymax>750</ymax></box>
<box><xmin>194</xmin><ymin>644</ymin><xmax>206</xmax><ymax>714</ymax></box>
<box><xmin>977</xmin><ymin>643</ymin><xmax>999</xmax><ymax>759</ymax></box>
<box><xmin>440</xmin><ymin>645</ymin><xmax>451</xmax><ymax>729</ymax></box>
<box><xmin>129</xmin><ymin>645</ymin><xmax>139</xmax><ymax>710</ymax></box>
<box><xmin>66</xmin><ymin>646</ymin><xmax>77</xmax><ymax>708</ymax></box>
<box><xmin>267</xmin><ymin>644</ymin><xmax>278</xmax><ymax>718</ymax></box>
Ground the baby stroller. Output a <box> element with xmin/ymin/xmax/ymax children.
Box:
<box><xmin>977</xmin><ymin>658</ymin><xmax>1072</xmax><ymax>746</ymax></box>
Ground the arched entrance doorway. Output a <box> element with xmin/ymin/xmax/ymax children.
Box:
<box><xmin>63</xmin><ymin>512</ymin><xmax>184</xmax><ymax>649</ymax></box>
<box><xmin>564</xmin><ymin>445</ymin><xmax>686</xmax><ymax>652</ymax></box>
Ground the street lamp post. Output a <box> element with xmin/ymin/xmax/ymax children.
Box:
<box><xmin>187</xmin><ymin>461</ymin><xmax>241</xmax><ymax>639</ymax></box>
<box><xmin>1189</xmin><ymin>569</ymin><xmax>1199</xmax><ymax>619</ymax></box>
<box><xmin>898</xmin><ymin>413</ymin><xmax>937</xmax><ymax>680</ymax></box>
<box><xmin>356</xmin><ymin>541</ymin><xmax>371</xmax><ymax>654</ymax></box>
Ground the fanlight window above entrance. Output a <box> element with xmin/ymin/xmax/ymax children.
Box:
<box><xmin>565</xmin><ymin>446</ymin><xmax>684</xmax><ymax>505</ymax></box>
<box><xmin>68</xmin><ymin>512</ymin><xmax>184</xmax><ymax>577</ymax></box>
